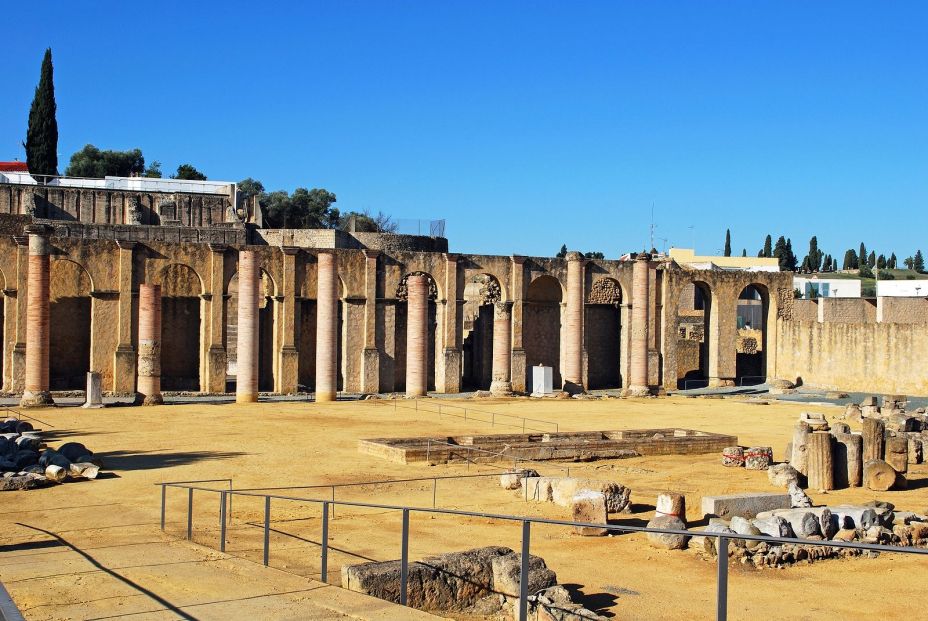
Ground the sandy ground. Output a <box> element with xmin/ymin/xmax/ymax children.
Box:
<box><xmin>1</xmin><ymin>395</ymin><xmax>926</xmax><ymax>620</ymax></box>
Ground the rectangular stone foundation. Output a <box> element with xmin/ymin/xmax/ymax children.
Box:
<box><xmin>359</xmin><ymin>428</ymin><xmax>737</xmax><ymax>465</ymax></box>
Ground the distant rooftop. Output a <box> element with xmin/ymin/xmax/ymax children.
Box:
<box><xmin>0</xmin><ymin>171</ymin><xmax>235</xmax><ymax>196</ymax></box>
<box><xmin>0</xmin><ymin>161</ymin><xmax>29</xmax><ymax>173</ymax></box>
<box><xmin>669</xmin><ymin>247</ymin><xmax>780</xmax><ymax>272</ymax></box>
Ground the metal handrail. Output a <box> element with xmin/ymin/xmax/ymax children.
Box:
<box><xmin>157</xmin><ymin>479</ymin><xmax>928</xmax><ymax>621</ymax></box>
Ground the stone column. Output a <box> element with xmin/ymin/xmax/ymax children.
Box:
<box><xmin>21</xmin><ymin>226</ymin><xmax>53</xmax><ymax>407</ymax></box>
<box><xmin>563</xmin><ymin>251</ymin><xmax>585</xmax><ymax>392</ymax></box>
<box><xmin>437</xmin><ymin>254</ymin><xmax>462</xmax><ymax>393</ymax></box>
<box><xmin>510</xmin><ymin>256</ymin><xmax>527</xmax><ymax>392</ymax></box>
<box><xmin>405</xmin><ymin>274</ymin><xmax>428</xmax><ymax>397</ymax></box>
<box><xmin>205</xmin><ymin>244</ymin><xmax>228</xmax><ymax>393</ymax></box>
<box><xmin>360</xmin><ymin>250</ymin><xmax>380</xmax><ymax>394</ymax></box>
<box><xmin>113</xmin><ymin>240</ymin><xmax>137</xmax><ymax>394</ymax></box>
<box><xmin>628</xmin><ymin>252</ymin><xmax>651</xmax><ymax>396</ymax></box>
<box><xmin>278</xmin><ymin>247</ymin><xmax>299</xmax><ymax>393</ymax></box>
<box><xmin>315</xmin><ymin>251</ymin><xmax>338</xmax><ymax>402</ymax></box>
<box><xmin>490</xmin><ymin>301</ymin><xmax>513</xmax><ymax>395</ymax></box>
<box><xmin>236</xmin><ymin>250</ymin><xmax>259</xmax><ymax>403</ymax></box>
<box><xmin>136</xmin><ymin>284</ymin><xmax>163</xmax><ymax>405</ymax></box>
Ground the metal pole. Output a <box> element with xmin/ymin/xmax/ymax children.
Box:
<box><xmin>331</xmin><ymin>486</ymin><xmax>336</xmax><ymax>519</ymax></box>
<box><xmin>716</xmin><ymin>536</ymin><xmax>729</xmax><ymax>621</ymax></box>
<box><xmin>519</xmin><ymin>520</ymin><xmax>531</xmax><ymax>621</ymax></box>
<box><xmin>263</xmin><ymin>496</ymin><xmax>271</xmax><ymax>566</ymax></box>
<box><xmin>160</xmin><ymin>485</ymin><xmax>166</xmax><ymax>531</ymax></box>
<box><xmin>400</xmin><ymin>509</ymin><xmax>410</xmax><ymax>606</ymax></box>
<box><xmin>219</xmin><ymin>491</ymin><xmax>227</xmax><ymax>553</ymax></box>
<box><xmin>321</xmin><ymin>501</ymin><xmax>329</xmax><ymax>583</ymax></box>
<box><xmin>432</xmin><ymin>478</ymin><xmax>437</xmax><ymax>508</ymax></box>
<box><xmin>186</xmin><ymin>488</ymin><xmax>193</xmax><ymax>540</ymax></box>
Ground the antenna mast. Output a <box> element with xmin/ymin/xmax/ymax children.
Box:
<box><xmin>649</xmin><ymin>203</ymin><xmax>656</xmax><ymax>251</ymax></box>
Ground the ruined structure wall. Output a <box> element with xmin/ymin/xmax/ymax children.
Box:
<box><xmin>775</xmin><ymin>319</ymin><xmax>928</xmax><ymax>395</ymax></box>
<box><xmin>818</xmin><ymin>297</ymin><xmax>877</xmax><ymax>323</ymax></box>
<box><xmin>792</xmin><ymin>299</ymin><xmax>818</xmax><ymax>322</ymax></box>
<box><xmin>877</xmin><ymin>297</ymin><xmax>928</xmax><ymax>323</ymax></box>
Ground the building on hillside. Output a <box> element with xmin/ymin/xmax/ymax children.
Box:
<box><xmin>668</xmin><ymin>248</ymin><xmax>779</xmax><ymax>272</ymax></box>
<box><xmin>793</xmin><ymin>276</ymin><xmax>861</xmax><ymax>299</ymax></box>
<box><xmin>877</xmin><ymin>280</ymin><xmax>928</xmax><ymax>297</ymax></box>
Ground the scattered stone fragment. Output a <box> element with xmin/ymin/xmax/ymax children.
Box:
<box><xmin>787</xmin><ymin>483</ymin><xmax>813</xmax><ymax>509</ymax></box>
<box><xmin>645</xmin><ymin>514</ymin><xmax>689</xmax><ymax>550</ymax></box>
<box><xmin>571</xmin><ymin>491</ymin><xmax>608</xmax><ymax>536</ymax></box>
<box><xmin>744</xmin><ymin>447</ymin><xmax>773</xmax><ymax>470</ymax></box>
<box><xmin>721</xmin><ymin>446</ymin><xmax>744</xmax><ymax>467</ymax></box>
<box><xmin>864</xmin><ymin>459</ymin><xmax>896</xmax><ymax>492</ymax></box>
<box><xmin>768</xmin><ymin>463</ymin><xmax>800</xmax><ymax>488</ymax></box>
<box><xmin>500</xmin><ymin>468</ymin><xmax>539</xmax><ymax>490</ymax></box>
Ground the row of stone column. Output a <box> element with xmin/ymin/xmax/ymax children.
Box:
<box><xmin>16</xmin><ymin>237</ymin><xmax>651</xmax><ymax>406</ymax></box>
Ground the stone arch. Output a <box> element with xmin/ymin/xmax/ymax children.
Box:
<box><xmin>158</xmin><ymin>263</ymin><xmax>203</xmax><ymax>391</ymax></box>
<box><xmin>736</xmin><ymin>283</ymin><xmax>770</xmax><ymax>384</ymax></box>
<box><xmin>524</xmin><ymin>275</ymin><xmax>563</xmax><ymax>389</ymax></box>
<box><xmin>586</xmin><ymin>277</ymin><xmax>623</xmax><ymax>389</ymax></box>
<box><xmin>395</xmin><ymin>271</ymin><xmax>439</xmax><ymax>391</ymax></box>
<box><xmin>462</xmin><ymin>273</ymin><xmax>505</xmax><ymax>389</ymax></box>
<box><xmin>676</xmin><ymin>280</ymin><xmax>713</xmax><ymax>388</ymax></box>
<box><xmin>49</xmin><ymin>259</ymin><xmax>93</xmax><ymax>389</ymax></box>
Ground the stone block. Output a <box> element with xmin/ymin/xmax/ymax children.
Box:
<box><xmin>571</xmin><ymin>491</ymin><xmax>608</xmax><ymax>536</ymax></box>
<box><xmin>744</xmin><ymin>446</ymin><xmax>772</xmax><ymax>470</ymax></box>
<box><xmin>645</xmin><ymin>514</ymin><xmax>688</xmax><ymax>550</ymax></box>
<box><xmin>550</xmin><ymin>478</ymin><xmax>630</xmax><ymax>513</ymax></box>
<box><xmin>701</xmin><ymin>492</ymin><xmax>791</xmax><ymax>520</ymax></box>
<box><xmin>490</xmin><ymin>551</ymin><xmax>557</xmax><ymax>598</ymax></box>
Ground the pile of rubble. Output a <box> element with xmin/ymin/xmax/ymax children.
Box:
<box><xmin>0</xmin><ymin>418</ymin><xmax>102</xmax><ymax>491</ymax></box>
<box><xmin>342</xmin><ymin>546</ymin><xmax>606</xmax><ymax>620</ymax></box>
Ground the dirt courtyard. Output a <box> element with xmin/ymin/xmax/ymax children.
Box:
<box><xmin>1</xmin><ymin>395</ymin><xmax>925</xmax><ymax>620</ymax></box>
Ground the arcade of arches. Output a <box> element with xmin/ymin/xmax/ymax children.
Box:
<box><xmin>1</xmin><ymin>224</ymin><xmax>793</xmax><ymax>406</ymax></box>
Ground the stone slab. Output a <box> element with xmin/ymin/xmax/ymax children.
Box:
<box><xmin>701</xmin><ymin>492</ymin><xmax>790</xmax><ymax>520</ymax></box>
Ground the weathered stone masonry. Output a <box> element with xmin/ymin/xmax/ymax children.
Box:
<box><xmin>0</xmin><ymin>198</ymin><xmax>802</xmax><ymax>398</ymax></box>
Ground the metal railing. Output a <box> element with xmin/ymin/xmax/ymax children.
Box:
<box><xmin>157</xmin><ymin>479</ymin><xmax>928</xmax><ymax>621</ymax></box>
<box><xmin>682</xmin><ymin>378</ymin><xmax>710</xmax><ymax>390</ymax></box>
<box><xmin>737</xmin><ymin>375</ymin><xmax>767</xmax><ymax>387</ymax></box>
<box><xmin>374</xmin><ymin>395</ymin><xmax>559</xmax><ymax>433</ymax></box>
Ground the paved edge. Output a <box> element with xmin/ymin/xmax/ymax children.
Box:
<box><xmin>0</xmin><ymin>582</ymin><xmax>25</xmax><ymax>621</ymax></box>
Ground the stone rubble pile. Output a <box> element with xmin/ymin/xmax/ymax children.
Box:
<box><xmin>693</xmin><ymin>500</ymin><xmax>928</xmax><ymax>569</ymax></box>
<box><xmin>0</xmin><ymin>418</ymin><xmax>102</xmax><ymax>491</ymax></box>
<box><xmin>342</xmin><ymin>546</ymin><xmax>606</xmax><ymax>620</ymax></box>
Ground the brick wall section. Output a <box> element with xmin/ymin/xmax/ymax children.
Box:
<box><xmin>792</xmin><ymin>299</ymin><xmax>818</xmax><ymax>322</ymax></box>
<box><xmin>819</xmin><ymin>297</ymin><xmax>876</xmax><ymax>323</ymax></box>
<box><xmin>877</xmin><ymin>297</ymin><xmax>928</xmax><ymax>323</ymax></box>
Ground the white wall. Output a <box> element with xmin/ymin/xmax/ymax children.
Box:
<box><xmin>793</xmin><ymin>277</ymin><xmax>861</xmax><ymax>298</ymax></box>
<box><xmin>877</xmin><ymin>280</ymin><xmax>928</xmax><ymax>297</ymax></box>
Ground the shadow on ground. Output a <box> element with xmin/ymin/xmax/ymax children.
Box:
<box><xmin>95</xmin><ymin>450</ymin><xmax>247</xmax><ymax>472</ymax></box>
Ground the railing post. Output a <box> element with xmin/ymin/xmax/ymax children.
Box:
<box><xmin>716</xmin><ymin>536</ymin><xmax>729</xmax><ymax>621</ymax></box>
<box><xmin>263</xmin><ymin>496</ymin><xmax>271</xmax><ymax>566</ymax></box>
<box><xmin>432</xmin><ymin>478</ymin><xmax>437</xmax><ymax>508</ymax></box>
<box><xmin>331</xmin><ymin>486</ymin><xmax>336</xmax><ymax>519</ymax></box>
<box><xmin>400</xmin><ymin>509</ymin><xmax>410</xmax><ymax>606</ymax></box>
<box><xmin>160</xmin><ymin>485</ymin><xmax>166</xmax><ymax>531</ymax></box>
<box><xmin>219</xmin><ymin>491</ymin><xmax>227</xmax><ymax>553</ymax></box>
<box><xmin>519</xmin><ymin>520</ymin><xmax>531</xmax><ymax>621</ymax></box>
<box><xmin>321</xmin><ymin>501</ymin><xmax>329</xmax><ymax>583</ymax></box>
<box><xmin>186</xmin><ymin>488</ymin><xmax>193</xmax><ymax>540</ymax></box>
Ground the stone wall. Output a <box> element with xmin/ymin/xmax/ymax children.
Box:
<box><xmin>775</xmin><ymin>319</ymin><xmax>928</xmax><ymax>395</ymax></box>
<box><xmin>877</xmin><ymin>297</ymin><xmax>928</xmax><ymax>324</ymax></box>
<box><xmin>819</xmin><ymin>297</ymin><xmax>876</xmax><ymax>323</ymax></box>
<box><xmin>253</xmin><ymin>228</ymin><xmax>448</xmax><ymax>252</ymax></box>
<box><xmin>792</xmin><ymin>299</ymin><xmax>818</xmax><ymax>322</ymax></box>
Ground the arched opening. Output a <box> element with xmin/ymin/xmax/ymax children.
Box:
<box><xmin>736</xmin><ymin>284</ymin><xmax>768</xmax><ymax>385</ymax></box>
<box><xmin>296</xmin><ymin>270</ymin><xmax>345</xmax><ymax>392</ymax></box>
<box><xmin>676</xmin><ymin>281</ymin><xmax>712</xmax><ymax>389</ymax></box>
<box><xmin>462</xmin><ymin>273</ymin><xmax>503</xmax><ymax>390</ymax></box>
<box><xmin>395</xmin><ymin>272</ymin><xmax>438</xmax><ymax>392</ymax></box>
<box><xmin>226</xmin><ymin>270</ymin><xmax>279</xmax><ymax>393</ymax></box>
<box><xmin>160</xmin><ymin>264</ymin><xmax>202</xmax><ymax>391</ymax></box>
<box><xmin>49</xmin><ymin>260</ymin><xmax>92</xmax><ymax>390</ymax></box>
<box><xmin>585</xmin><ymin>277</ymin><xmax>622</xmax><ymax>389</ymax></box>
<box><xmin>524</xmin><ymin>275</ymin><xmax>563</xmax><ymax>389</ymax></box>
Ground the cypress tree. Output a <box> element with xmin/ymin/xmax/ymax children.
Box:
<box><xmin>773</xmin><ymin>236</ymin><xmax>788</xmax><ymax>271</ymax></box>
<box><xmin>915</xmin><ymin>250</ymin><xmax>925</xmax><ymax>273</ymax></box>
<box><xmin>808</xmin><ymin>236</ymin><xmax>820</xmax><ymax>271</ymax></box>
<box><xmin>785</xmin><ymin>238</ymin><xmax>797</xmax><ymax>271</ymax></box>
<box><xmin>763</xmin><ymin>234</ymin><xmax>772</xmax><ymax>258</ymax></box>
<box><xmin>889</xmin><ymin>253</ymin><xmax>897</xmax><ymax>269</ymax></box>
<box><xmin>724</xmin><ymin>229</ymin><xmax>731</xmax><ymax>257</ymax></box>
<box><xmin>867</xmin><ymin>251</ymin><xmax>876</xmax><ymax>269</ymax></box>
<box><xmin>877</xmin><ymin>254</ymin><xmax>886</xmax><ymax>269</ymax></box>
<box><xmin>741</xmin><ymin>248</ymin><xmax>746</xmax><ymax>257</ymax></box>
<box><xmin>859</xmin><ymin>242</ymin><xmax>867</xmax><ymax>267</ymax></box>
<box><xmin>25</xmin><ymin>48</ymin><xmax>59</xmax><ymax>177</ymax></box>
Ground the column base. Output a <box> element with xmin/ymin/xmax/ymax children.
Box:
<box><xmin>562</xmin><ymin>380</ymin><xmax>585</xmax><ymax>395</ymax></box>
<box><xmin>20</xmin><ymin>391</ymin><xmax>54</xmax><ymax>408</ymax></box>
<box><xmin>236</xmin><ymin>393</ymin><xmax>259</xmax><ymax>404</ymax></box>
<box><xmin>361</xmin><ymin>348</ymin><xmax>380</xmax><ymax>394</ymax></box>
<box><xmin>624</xmin><ymin>385</ymin><xmax>652</xmax><ymax>397</ymax></box>
<box><xmin>405</xmin><ymin>389</ymin><xmax>427</xmax><ymax>398</ymax></box>
<box><xmin>709</xmin><ymin>378</ymin><xmax>736</xmax><ymax>388</ymax></box>
<box><xmin>489</xmin><ymin>380</ymin><xmax>512</xmax><ymax>396</ymax></box>
<box><xmin>316</xmin><ymin>391</ymin><xmax>336</xmax><ymax>403</ymax></box>
<box><xmin>135</xmin><ymin>393</ymin><xmax>164</xmax><ymax>406</ymax></box>
<box><xmin>511</xmin><ymin>348</ymin><xmax>526</xmax><ymax>393</ymax></box>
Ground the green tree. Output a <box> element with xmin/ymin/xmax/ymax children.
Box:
<box><xmin>904</xmin><ymin>256</ymin><xmax>915</xmax><ymax>270</ymax></box>
<box><xmin>867</xmin><ymin>250</ymin><xmax>876</xmax><ymax>269</ymax></box>
<box><xmin>842</xmin><ymin>248</ymin><xmax>858</xmax><ymax>270</ymax></box>
<box><xmin>773</xmin><ymin>236</ymin><xmax>789</xmax><ymax>271</ymax></box>
<box><xmin>724</xmin><ymin>229</ymin><xmax>731</xmax><ymax>257</ymax></box>
<box><xmin>785</xmin><ymin>238</ymin><xmax>797</xmax><ymax>271</ymax></box>
<box><xmin>807</xmin><ymin>236</ymin><xmax>822</xmax><ymax>271</ymax></box>
<box><xmin>832</xmin><ymin>257</ymin><xmax>838</xmax><ymax>271</ymax></box>
<box><xmin>65</xmin><ymin>145</ymin><xmax>145</xmax><ymax>177</ymax></box>
<box><xmin>859</xmin><ymin>263</ymin><xmax>874</xmax><ymax>278</ymax></box>
<box><xmin>915</xmin><ymin>250</ymin><xmax>925</xmax><ymax>273</ymax></box>
<box><xmin>741</xmin><ymin>248</ymin><xmax>746</xmax><ymax>257</ymax></box>
<box><xmin>339</xmin><ymin>209</ymin><xmax>398</xmax><ymax>233</ymax></box>
<box><xmin>584</xmin><ymin>251</ymin><xmax>605</xmax><ymax>259</ymax></box>
<box><xmin>877</xmin><ymin>254</ymin><xmax>886</xmax><ymax>270</ymax></box>
<box><xmin>143</xmin><ymin>161</ymin><xmax>162</xmax><ymax>178</ymax></box>
<box><xmin>763</xmin><ymin>234</ymin><xmax>772</xmax><ymax>258</ymax></box>
<box><xmin>859</xmin><ymin>242</ymin><xmax>867</xmax><ymax>267</ymax></box>
<box><xmin>237</xmin><ymin>178</ymin><xmax>265</xmax><ymax>201</ymax></box>
<box><xmin>556</xmin><ymin>245</ymin><xmax>567</xmax><ymax>258</ymax></box>
<box><xmin>173</xmin><ymin>164</ymin><xmax>207</xmax><ymax>180</ymax></box>
<box><xmin>889</xmin><ymin>253</ymin><xmax>898</xmax><ymax>269</ymax></box>
<box><xmin>25</xmin><ymin>48</ymin><xmax>59</xmax><ymax>177</ymax></box>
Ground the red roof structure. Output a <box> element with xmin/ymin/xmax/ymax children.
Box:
<box><xmin>0</xmin><ymin>162</ymin><xmax>28</xmax><ymax>172</ymax></box>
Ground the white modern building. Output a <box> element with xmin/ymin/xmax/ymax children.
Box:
<box><xmin>793</xmin><ymin>277</ymin><xmax>862</xmax><ymax>299</ymax></box>
<box><xmin>876</xmin><ymin>280</ymin><xmax>928</xmax><ymax>297</ymax></box>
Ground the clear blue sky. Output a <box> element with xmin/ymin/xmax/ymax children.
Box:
<box><xmin>2</xmin><ymin>1</ymin><xmax>926</xmax><ymax>260</ymax></box>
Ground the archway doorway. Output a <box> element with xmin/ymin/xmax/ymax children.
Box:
<box><xmin>735</xmin><ymin>284</ymin><xmax>768</xmax><ymax>384</ymax></box>
<box><xmin>586</xmin><ymin>278</ymin><xmax>622</xmax><ymax>389</ymax></box>
<box><xmin>524</xmin><ymin>275</ymin><xmax>562</xmax><ymax>389</ymax></box>
<box><xmin>462</xmin><ymin>274</ymin><xmax>502</xmax><ymax>390</ymax></box>
<box><xmin>160</xmin><ymin>264</ymin><xmax>202</xmax><ymax>391</ymax></box>
<box><xmin>676</xmin><ymin>281</ymin><xmax>712</xmax><ymax>389</ymax></box>
<box><xmin>49</xmin><ymin>260</ymin><xmax>92</xmax><ymax>390</ymax></box>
